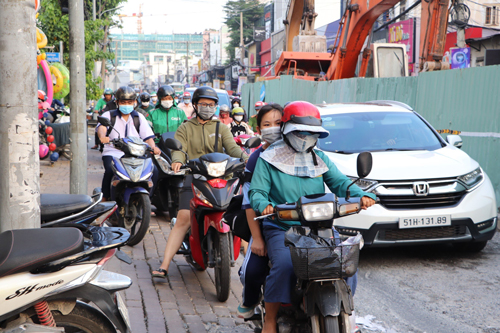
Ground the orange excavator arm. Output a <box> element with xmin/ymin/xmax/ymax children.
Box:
<box><xmin>419</xmin><ymin>0</ymin><xmax>450</xmax><ymax>71</ymax></box>
<box><xmin>325</xmin><ymin>0</ymin><xmax>404</xmax><ymax>80</ymax></box>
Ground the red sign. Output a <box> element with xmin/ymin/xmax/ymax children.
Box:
<box><xmin>388</xmin><ymin>18</ymin><xmax>415</xmax><ymax>63</ymax></box>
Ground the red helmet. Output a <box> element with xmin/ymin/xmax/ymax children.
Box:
<box><xmin>255</xmin><ymin>101</ymin><xmax>266</xmax><ymax>110</ymax></box>
<box><xmin>281</xmin><ymin>101</ymin><xmax>329</xmax><ymax>139</ymax></box>
<box><xmin>38</xmin><ymin>90</ymin><xmax>47</xmax><ymax>101</ymax></box>
<box><xmin>183</xmin><ymin>91</ymin><xmax>191</xmax><ymax>98</ymax></box>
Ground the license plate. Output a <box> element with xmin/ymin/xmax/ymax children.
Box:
<box><xmin>399</xmin><ymin>215</ymin><xmax>451</xmax><ymax>229</ymax></box>
<box><xmin>116</xmin><ymin>292</ymin><xmax>131</xmax><ymax>330</ymax></box>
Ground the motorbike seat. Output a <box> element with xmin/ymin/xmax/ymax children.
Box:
<box><xmin>41</xmin><ymin>194</ymin><xmax>93</xmax><ymax>222</ymax></box>
<box><xmin>0</xmin><ymin>228</ymin><xmax>84</xmax><ymax>278</ymax></box>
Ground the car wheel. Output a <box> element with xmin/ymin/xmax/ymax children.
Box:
<box><xmin>452</xmin><ymin>240</ymin><xmax>488</xmax><ymax>253</ymax></box>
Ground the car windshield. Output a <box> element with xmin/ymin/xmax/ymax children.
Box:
<box><xmin>317</xmin><ymin>111</ymin><xmax>443</xmax><ymax>153</ymax></box>
<box><xmin>186</xmin><ymin>88</ymin><xmax>230</xmax><ymax>108</ymax></box>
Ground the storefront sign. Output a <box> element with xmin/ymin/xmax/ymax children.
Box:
<box><xmin>388</xmin><ymin>18</ymin><xmax>415</xmax><ymax>63</ymax></box>
<box><xmin>450</xmin><ymin>47</ymin><xmax>471</xmax><ymax>69</ymax></box>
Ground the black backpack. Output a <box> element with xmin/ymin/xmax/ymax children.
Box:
<box><xmin>109</xmin><ymin>110</ymin><xmax>141</xmax><ymax>134</ymax></box>
<box><xmin>222</xmin><ymin>195</ymin><xmax>251</xmax><ymax>242</ymax></box>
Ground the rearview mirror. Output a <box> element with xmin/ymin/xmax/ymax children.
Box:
<box><xmin>446</xmin><ymin>135</ymin><xmax>463</xmax><ymax>149</ymax></box>
<box><xmin>165</xmin><ymin>138</ymin><xmax>183</xmax><ymax>151</ymax></box>
<box><xmin>245</xmin><ymin>137</ymin><xmax>262</xmax><ymax>149</ymax></box>
<box><xmin>98</xmin><ymin>116</ymin><xmax>111</xmax><ymax>127</ymax></box>
<box><xmin>357</xmin><ymin>152</ymin><xmax>373</xmax><ymax>179</ymax></box>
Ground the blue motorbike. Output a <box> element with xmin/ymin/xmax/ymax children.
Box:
<box><xmin>98</xmin><ymin>116</ymin><xmax>153</xmax><ymax>246</ymax></box>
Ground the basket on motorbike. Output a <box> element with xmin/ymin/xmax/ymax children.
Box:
<box><xmin>285</xmin><ymin>226</ymin><xmax>361</xmax><ymax>280</ymax></box>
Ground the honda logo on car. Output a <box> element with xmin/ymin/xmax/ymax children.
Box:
<box><xmin>413</xmin><ymin>182</ymin><xmax>429</xmax><ymax>196</ymax></box>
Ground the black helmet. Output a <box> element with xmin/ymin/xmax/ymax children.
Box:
<box><xmin>115</xmin><ymin>86</ymin><xmax>137</xmax><ymax>101</ymax></box>
<box><xmin>192</xmin><ymin>87</ymin><xmax>218</xmax><ymax>105</ymax></box>
<box><xmin>139</xmin><ymin>92</ymin><xmax>151</xmax><ymax>103</ymax></box>
<box><xmin>157</xmin><ymin>85</ymin><xmax>175</xmax><ymax>99</ymax></box>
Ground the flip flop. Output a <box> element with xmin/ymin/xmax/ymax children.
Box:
<box><xmin>152</xmin><ymin>268</ymin><xmax>167</xmax><ymax>278</ymax></box>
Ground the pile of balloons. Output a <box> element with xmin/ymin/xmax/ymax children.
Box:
<box><xmin>39</xmin><ymin>125</ymin><xmax>59</xmax><ymax>162</ymax></box>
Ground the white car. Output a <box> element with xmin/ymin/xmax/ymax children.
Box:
<box><xmin>318</xmin><ymin>101</ymin><xmax>497</xmax><ymax>252</ymax></box>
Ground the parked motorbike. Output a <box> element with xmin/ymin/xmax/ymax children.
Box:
<box><xmin>250</xmin><ymin>152</ymin><xmax>374</xmax><ymax>333</ymax></box>
<box><xmin>0</xmin><ymin>226</ymin><xmax>131</xmax><ymax>333</ymax></box>
<box><xmin>151</xmin><ymin>132</ymin><xmax>187</xmax><ymax>218</ymax></box>
<box><xmin>97</xmin><ymin>116</ymin><xmax>153</xmax><ymax>246</ymax></box>
<box><xmin>40</xmin><ymin>192</ymin><xmax>117</xmax><ymax>228</ymax></box>
<box><xmin>165</xmin><ymin>137</ymin><xmax>246</xmax><ymax>302</ymax></box>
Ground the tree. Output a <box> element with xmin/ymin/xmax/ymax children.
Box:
<box><xmin>38</xmin><ymin>0</ymin><xmax>125</xmax><ymax>100</ymax></box>
<box><xmin>224</xmin><ymin>0</ymin><xmax>265</xmax><ymax>61</ymax></box>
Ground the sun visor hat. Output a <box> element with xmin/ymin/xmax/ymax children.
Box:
<box><xmin>283</xmin><ymin>122</ymin><xmax>330</xmax><ymax>139</ymax></box>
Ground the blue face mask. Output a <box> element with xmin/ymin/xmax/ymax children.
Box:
<box><xmin>119</xmin><ymin>105</ymin><xmax>134</xmax><ymax>115</ymax></box>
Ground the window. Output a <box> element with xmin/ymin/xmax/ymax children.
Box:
<box><xmin>485</xmin><ymin>6</ymin><xmax>499</xmax><ymax>25</ymax></box>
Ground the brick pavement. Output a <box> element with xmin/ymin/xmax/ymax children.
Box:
<box><xmin>39</xmin><ymin>129</ymin><xmax>255</xmax><ymax>333</ymax></box>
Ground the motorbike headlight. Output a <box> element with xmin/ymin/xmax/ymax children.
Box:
<box><xmin>338</xmin><ymin>202</ymin><xmax>361</xmax><ymax>216</ymax></box>
<box><xmin>458</xmin><ymin>167</ymin><xmax>483</xmax><ymax>190</ymax></box>
<box><xmin>127</xmin><ymin>142</ymin><xmax>147</xmax><ymax>157</ymax></box>
<box><xmin>193</xmin><ymin>186</ymin><xmax>213</xmax><ymax>207</ymax></box>
<box><xmin>348</xmin><ymin>177</ymin><xmax>378</xmax><ymax>191</ymax></box>
<box><xmin>155</xmin><ymin>155</ymin><xmax>171</xmax><ymax>174</ymax></box>
<box><xmin>302</xmin><ymin>202</ymin><xmax>334</xmax><ymax>221</ymax></box>
<box><xmin>203</xmin><ymin>160</ymin><xmax>228</xmax><ymax>178</ymax></box>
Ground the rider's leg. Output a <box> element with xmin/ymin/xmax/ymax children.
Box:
<box><xmin>262</xmin><ymin>302</ymin><xmax>280</xmax><ymax>333</ymax></box>
<box><xmin>240</xmin><ymin>238</ymin><xmax>269</xmax><ymax>307</ymax></box>
<box><xmin>101</xmin><ymin>156</ymin><xmax>114</xmax><ymax>200</ymax></box>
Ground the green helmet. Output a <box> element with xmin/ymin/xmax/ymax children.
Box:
<box><xmin>104</xmin><ymin>88</ymin><xmax>113</xmax><ymax>95</ymax></box>
<box><xmin>150</xmin><ymin>92</ymin><xmax>157</xmax><ymax>97</ymax></box>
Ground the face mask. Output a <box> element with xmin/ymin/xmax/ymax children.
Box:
<box><xmin>184</xmin><ymin>99</ymin><xmax>190</xmax><ymax>104</ymax></box>
<box><xmin>286</xmin><ymin>132</ymin><xmax>319</xmax><ymax>152</ymax></box>
<box><xmin>161</xmin><ymin>100</ymin><xmax>173</xmax><ymax>109</ymax></box>
<box><xmin>233</xmin><ymin>103</ymin><xmax>239</xmax><ymax>107</ymax></box>
<box><xmin>197</xmin><ymin>105</ymin><xmax>217</xmax><ymax>120</ymax></box>
<box><xmin>261</xmin><ymin>127</ymin><xmax>282</xmax><ymax>145</ymax></box>
<box><xmin>152</xmin><ymin>97</ymin><xmax>158</xmax><ymax>103</ymax></box>
<box><xmin>119</xmin><ymin>105</ymin><xmax>134</xmax><ymax>115</ymax></box>
<box><xmin>234</xmin><ymin>115</ymin><xmax>244</xmax><ymax>122</ymax></box>
<box><xmin>174</xmin><ymin>99</ymin><xmax>179</xmax><ymax>104</ymax></box>
<box><xmin>142</xmin><ymin>101</ymin><xmax>150</xmax><ymax>107</ymax></box>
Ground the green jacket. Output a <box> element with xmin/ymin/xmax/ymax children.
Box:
<box><xmin>248</xmin><ymin>115</ymin><xmax>258</xmax><ymax>132</ymax></box>
<box><xmin>172</xmin><ymin>117</ymin><xmax>249</xmax><ymax>165</ymax></box>
<box><xmin>249</xmin><ymin>150</ymin><xmax>376</xmax><ymax>229</ymax></box>
<box><xmin>94</xmin><ymin>98</ymin><xmax>108</xmax><ymax>112</ymax></box>
<box><xmin>147</xmin><ymin>105</ymin><xmax>187</xmax><ymax>141</ymax></box>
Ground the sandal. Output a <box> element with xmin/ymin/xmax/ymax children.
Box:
<box><xmin>152</xmin><ymin>268</ymin><xmax>167</xmax><ymax>278</ymax></box>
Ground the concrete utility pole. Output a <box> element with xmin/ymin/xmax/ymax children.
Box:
<box><xmin>0</xmin><ymin>0</ymin><xmax>40</xmax><ymax>231</ymax></box>
<box><xmin>69</xmin><ymin>0</ymin><xmax>88</xmax><ymax>195</ymax></box>
<box><xmin>240</xmin><ymin>12</ymin><xmax>244</xmax><ymax>74</ymax></box>
<box><xmin>456</xmin><ymin>0</ymin><xmax>466</xmax><ymax>48</ymax></box>
<box><xmin>186</xmin><ymin>42</ymin><xmax>189</xmax><ymax>84</ymax></box>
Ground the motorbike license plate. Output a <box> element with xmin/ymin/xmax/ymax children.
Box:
<box><xmin>116</xmin><ymin>292</ymin><xmax>131</xmax><ymax>330</ymax></box>
<box><xmin>399</xmin><ymin>215</ymin><xmax>451</xmax><ymax>229</ymax></box>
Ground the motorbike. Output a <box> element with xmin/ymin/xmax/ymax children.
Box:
<box><xmin>164</xmin><ymin>137</ymin><xmax>251</xmax><ymax>302</ymax></box>
<box><xmin>250</xmin><ymin>152</ymin><xmax>374</xmax><ymax>333</ymax></box>
<box><xmin>0</xmin><ymin>226</ymin><xmax>131</xmax><ymax>333</ymax></box>
<box><xmin>97</xmin><ymin>116</ymin><xmax>153</xmax><ymax>247</ymax></box>
<box><xmin>151</xmin><ymin>132</ymin><xmax>187</xmax><ymax>218</ymax></box>
<box><xmin>234</xmin><ymin>134</ymin><xmax>261</xmax><ymax>155</ymax></box>
<box><xmin>40</xmin><ymin>192</ymin><xmax>117</xmax><ymax>228</ymax></box>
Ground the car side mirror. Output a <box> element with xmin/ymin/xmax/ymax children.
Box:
<box><xmin>357</xmin><ymin>151</ymin><xmax>373</xmax><ymax>179</ymax></box>
<box><xmin>165</xmin><ymin>138</ymin><xmax>183</xmax><ymax>151</ymax></box>
<box><xmin>245</xmin><ymin>137</ymin><xmax>261</xmax><ymax>149</ymax></box>
<box><xmin>97</xmin><ymin>116</ymin><xmax>111</xmax><ymax>127</ymax></box>
<box><xmin>446</xmin><ymin>135</ymin><xmax>463</xmax><ymax>149</ymax></box>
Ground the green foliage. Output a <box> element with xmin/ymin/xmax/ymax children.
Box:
<box><xmin>38</xmin><ymin>0</ymin><xmax>125</xmax><ymax>100</ymax></box>
<box><xmin>223</xmin><ymin>0</ymin><xmax>265</xmax><ymax>61</ymax></box>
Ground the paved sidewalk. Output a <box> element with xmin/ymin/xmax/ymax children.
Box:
<box><xmin>39</xmin><ymin>130</ymin><xmax>254</xmax><ymax>333</ymax></box>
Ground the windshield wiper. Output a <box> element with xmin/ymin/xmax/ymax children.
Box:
<box><xmin>384</xmin><ymin>148</ymin><xmax>415</xmax><ymax>151</ymax></box>
<box><xmin>332</xmin><ymin>150</ymin><xmax>354</xmax><ymax>154</ymax></box>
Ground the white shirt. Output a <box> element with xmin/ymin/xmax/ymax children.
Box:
<box><xmin>97</xmin><ymin>110</ymin><xmax>155</xmax><ymax>158</ymax></box>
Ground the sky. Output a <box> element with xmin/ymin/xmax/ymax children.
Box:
<box><xmin>110</xmin><ymin>0</ymin><xmax>342</xmax><ymax>35</ymax></box>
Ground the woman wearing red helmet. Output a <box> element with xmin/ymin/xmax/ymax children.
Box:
<box><xmin>248</xmin><ymin>101</ymin><xmax>376</xmax><ymax>333</ymax></box>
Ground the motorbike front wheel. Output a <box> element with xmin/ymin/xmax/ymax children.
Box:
<box><xmin>121</xmin><ymin>193</ymin><xmax>151</xmax><ymax>246</ymax></box>
<box><xmin>214</xmin><ymin>232</ymin><xmax>231</xmax><ymax>302</ymax></box>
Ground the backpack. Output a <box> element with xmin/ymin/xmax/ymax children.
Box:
<box><xmin>109</xmin><ymin>110</ymin><xmax>141</xmax><ymax>135</ymax></box>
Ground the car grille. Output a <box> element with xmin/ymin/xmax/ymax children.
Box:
<box><xmin>380</xmin><ymin>225</ymin><xmax>468</xmax><ymax>241</ymax></box>
<box><xmin>378</xmin><ymin>191</ymin><xmax>466</xmax><ymax>209</ymax></box>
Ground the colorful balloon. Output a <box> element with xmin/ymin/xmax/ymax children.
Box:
<box><xmin>49</xmin><ymin>143</ymin><xmax>56</xmax><ymax>151</ymax></box>
<box><xmin>45</xmin><ymin>126</ymin><xmax>53</xmax><ymax>135</ymax></box>
<box><xmin>47</xmin><ymin>135</ymin><xmax>54</xmax><ymax>143</ymax></box>
<box><xmin>50</xmin><ymin>152</ymin><xmax>59</xmax><ymax>162</ymax></box>
<box><xmin>39</xmin><ymin>144</ymin><xmax>49</xmax><ymax>159</ymax></box>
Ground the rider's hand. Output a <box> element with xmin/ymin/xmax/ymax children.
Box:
<box><xmin>262</xmin><ymin>204</ymin><xmax>274</xmax><ymax>215</ymax></box>
<box><xmin>251</xmin><ymin>237</ymin><xmax>267</xmax><ymax>257</ymax></box>
<box><xmin>153</xmin><ymin>147</ymin><xmax>161</xmax><ymax>155</ymax></box>
<box><xmin>100</xmin><ymin>137</ymin><xmax>110</xmax><ymax>144</ymax></box>
<box><xmin>361</xmin><ymin>196</ymin><xmax>376</xmax><ymax>210</ymax></box>
<box><xmin>172</xmin><ymin>162</ymin><xmax>182</xmax><ymax>173</ymax></box>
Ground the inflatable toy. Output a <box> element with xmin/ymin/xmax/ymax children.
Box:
<box><xmin>45</xmin><ymin>120</ymin><xmax>52</xmax><ymax>126</ymax></box>
<box><xmin>50</xmin><ymin>152</ymin><xmax>59</xmax><ymax>162</ymax></box>
<box><xmin>51</xmin><ymin>63</ymin><xmax>70</xmax><ymax>100</ymax></box>
<box><xmin>39</xmin><ymin>60</ymin><xmax>53</xmax><ymax>105</ymax></box>
<box><xmin>49</xmin><ymin>143</ymin><xmax>56</xmax><ymax>151</ymax></box>
<box><xmin>45</xmin><ymin>127</ymin><xmax>53</xmax><ymax>135</ymax></box>
<box><xmin>36</xmin><ymin>28</ymin><xmax>47</xmax><ymax>49</ymax></box>
<box><xmin>47</xmin><ymin>135</ymin><xmax>55</xmax><ymax>143</ymax></box>
<box><xmin>39</xmin><ymin>144</ymin><xmax>49</xmax><ymax>159</ymax></box>
<box><xmin>50</xmin><ymin>65</ymin><xmax>64</xmax><ymax>93</ymax></box>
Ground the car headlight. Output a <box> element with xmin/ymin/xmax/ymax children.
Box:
<box><xmin>203</xmin><ymin>160</ymin><xmax>228</xmax><ymax>178</ymax></box>
<box><xmin>348</xmin><ymin>177</ymin><xmax>378</xmax><ymax>191</ymax></box>
<box><xmin>302</xmin><ymin>202</ymin><xmax>334</xmax><ymax>221</ymax></box>
<box><xmin>127</xmin><ymin>142</ymin><xmax>147</xmax><ymax>157</ymax></box>
<box><xmin>458</xmin><ymin>167</ymin><xmax>483</xmax><ymax>189</ymax></box>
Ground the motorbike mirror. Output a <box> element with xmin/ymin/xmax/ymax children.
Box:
<box><xmin>244</xmin><ymin>137</ymin><xmax>262</xmax><ymax>149</ymax></box>
<box><xmin>165</xmin><ymin>138</ymin><xmax>183</xmax><ymax>151</ymax></box>
<box><xmin>97</xmin><ymin>116</ymin><xmax>111</xmax><ymax>127</ymax></box>
<box><xmin>356</xmin><ymin>151</ymin><xmax>373</xmax><ymax>179</ymax></box>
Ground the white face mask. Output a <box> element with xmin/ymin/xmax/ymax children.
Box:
<box><xmin>233</xmin><ymin>103</ymin><xmax>239</xmax><ymax>108</ymax></box>
<box><xmin>142</xmin><ymin>101</ymin><xmax>150</xmax><ymax>107</ymax></box>
<box><xmin>286</xmin><ymin>132</ymin><xmax>320</xmax><ymax>152</ymax></box>
<box><xmin>184</xmin><ymin>99</ymin><xmax>190</xmax><ymax>104</ymax></box>
<box><xmin>161</xmin><ymin>100</ymin><xmax>173</xmax><ymax>109</ymax></box>
<box><xmin>152</xmin><ymin>97</ymin><xmax>158</xmax><ymax>103</ymax></box>
<box><xmin>234</xmin><ymin>115</ymin><xmax>244</xmax><ymax>122</ymax></box>
<box><xmin>261</xmin><ymin>127</ymin><xmax>282</xmax><ymax>145</ymax></box>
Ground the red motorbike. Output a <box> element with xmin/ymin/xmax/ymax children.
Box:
<box><xmin>234</xmin><ymin>134</ymin><xmax>261</xmax><ymax>154</ymax></box>
<box><xmin>165</xmin><ymin>137</ymin><xmax>260</xmax><ymax>301</ymax></box>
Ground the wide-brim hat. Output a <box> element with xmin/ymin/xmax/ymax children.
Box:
<box><xmin>283</xmin><ymin>122</ymin><xmax>330</xmax><ymax>139</ymax></box>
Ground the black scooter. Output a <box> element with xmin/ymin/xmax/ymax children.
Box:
<box><xmin>251</xmin><ymin>152</ymin><xmax>374</xmax><ymax>333</ymax></box>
